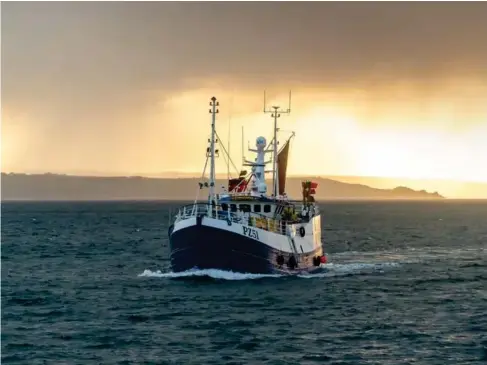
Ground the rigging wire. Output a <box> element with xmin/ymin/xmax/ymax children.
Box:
<box><xmin>215</xmin><ymin>130</ymin><xmax>240</xmax><ymax>177</ymax></box>
<box><xmin>194</xmin><ymin>155</ymin><xmax>209</xmax><ymax>205</ymax></box>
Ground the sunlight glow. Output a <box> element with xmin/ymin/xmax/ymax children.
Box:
<box><xmin>2</xmin><ymin>83</ymin><xmax>487</xmax><ymax>199</ymax></box>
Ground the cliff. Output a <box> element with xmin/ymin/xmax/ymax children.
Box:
<box><xmin>1</xmin><ymin>173</ymin><xmax>445</xmax><ymax>201</ymax></box>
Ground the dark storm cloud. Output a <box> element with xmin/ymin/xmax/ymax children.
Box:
<box><xmin>3</xmin><ymin>1</ymin><xmax>487</xmax><ymax>106</ymax></box>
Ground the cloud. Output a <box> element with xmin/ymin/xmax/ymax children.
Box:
<box><xmin>2</xmin><ymin>2</ymin><xmax>487</xmax><ymax>184</ymax></box>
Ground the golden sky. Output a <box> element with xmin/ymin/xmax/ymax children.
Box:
<box><xmin>2</xmin><ymin>2</ymin><xmax>487</xmax><ymax>197</ymax></box>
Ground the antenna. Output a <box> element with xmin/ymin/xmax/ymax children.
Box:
<box><xmin>263</xmin><ymin>90</ymin><xmax>292</xmax><ymax>198</ymax></box>
<box><xmin>288</xmin><ymin>90</ymin><xmax>292</xmax><ymax>113</ymax></box>
<box><xmin>241</xmin><ymin>125</ymin><xmax>245</xmax><ymax>164</ymax></box>
<box><xmin>263</xmin><ymin>90</ymin><xmax>292</xmax><ymax>113</ymax></box>
<box><xmin>227</xmin><ymin>94</ymin><xmax>234</xmax><ymax>182</ymax></box>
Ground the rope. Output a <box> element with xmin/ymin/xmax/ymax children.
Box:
<box><xmin>215</xmin><ymin>130</ymin><xmax>240</xmax><ymax>176</ymax></box>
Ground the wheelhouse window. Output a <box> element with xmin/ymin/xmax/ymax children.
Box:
<box><xmin>254</xmin><ymin>204</ymin><xmax>261</xmax><ymax>213</ymax></box>
<box><xmin>239</xmin><ymin>204</ymin><xmax>251</xmax><ymax>213</ymax></box>
<box><xmin>230</xmin><ymin>204</ymin><xmax>237</xmax><ymax>212</ymax></box>
<box><xmin>263</xmin><ymin>204</ymin><xmax>272</xmax><ymax>213</ymax></box>
<box><xmin>221</xmin><ymin>203</ymin><xmax>228</xmax><ymax>211</ymax></box>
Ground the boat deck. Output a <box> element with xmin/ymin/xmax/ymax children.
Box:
<box><xmin>174</xmin><ymin>202</ymin><xmax>316</xmax><ymax>236</ymax></box>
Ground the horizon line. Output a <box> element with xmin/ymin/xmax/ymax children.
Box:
<box><xmin>2</xmin><ymin>170</ymin><xmax>487</xmax><ymax>185</ymax></box>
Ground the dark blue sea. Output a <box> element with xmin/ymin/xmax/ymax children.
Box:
<box><xmin>2</xmin><ymin>200</ymin><xmax>487</xmax><ymax>365</ymax></box>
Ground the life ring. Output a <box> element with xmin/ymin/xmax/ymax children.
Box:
<box><xmin>299</xmin><ymin>226</ymin><xmax>305</xmax><ymax>237</ymax></box>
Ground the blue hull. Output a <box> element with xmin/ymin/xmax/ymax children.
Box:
<box><xmin>169</xmin><ymin>224</ymin><xmax>322</xmax><ymax>275</ymax></box>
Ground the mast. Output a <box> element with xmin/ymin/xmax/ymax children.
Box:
<box><xmin>263</xmin><ymin>91</ymin><xmax>292</xmax><ymax>198</ymax></box>
<box><xmin>209</xmin><ymin>96</ymin><xmax>219</xmax><ymax>202</ymax></box>
<box><xmin>271</xmin><ymin>107</ymin><xmax>280</xmax><ymax>197</ymax></box>
<box><xmin>227</xmin><ymin>114</ymin><xmax>231</xmax><ymax>182</ymax></box>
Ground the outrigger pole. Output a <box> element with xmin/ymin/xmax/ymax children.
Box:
<box><xmin>263</xmin><ymin>90</ymin><xmax>292</xmax><ymax>198</ymax></box>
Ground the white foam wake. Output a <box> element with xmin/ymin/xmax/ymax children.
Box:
<box><xmin>299</xmin><ymin>262</ymin><xmax>400</xmax><ymax>278</ymax></box>
<box><xmin>138</xmin><ymin>262</ymin><xmax>400</xmax><ymax>281</ymax></box>
<box><xmin>138</xmin><ymin>268</ymin><xmax>281</xmax><ymax>280</ymax></box>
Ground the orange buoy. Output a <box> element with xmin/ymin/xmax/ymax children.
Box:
<box><xmin>320</xmin><ymin>255</ymin><xmax>327</xmax><ymax>264</ymax></box>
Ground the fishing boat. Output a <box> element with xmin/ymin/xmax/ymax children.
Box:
<box><xmin>168</xmin><ymin>93</ymin><xmax>326</xmax><ymax>274</ymax></box>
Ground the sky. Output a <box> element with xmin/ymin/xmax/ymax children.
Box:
<box><xmin>2</xmin><ymin>1</ymin><xmax>487</xmax><ymax>197</ymax></box>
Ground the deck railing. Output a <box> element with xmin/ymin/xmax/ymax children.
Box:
<box><xmin>174</xmin><ymin>203</ymin><xmax>300</xmax><ymax>236</ymax></box>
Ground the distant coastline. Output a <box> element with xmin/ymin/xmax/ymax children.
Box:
<box><xmin>1</xmin><ymin>173</ymin><xmax>444</xmax><ymax>201</ymax></box>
